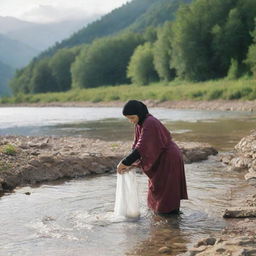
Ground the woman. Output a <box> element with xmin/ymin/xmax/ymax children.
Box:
<box><xmin>117</xmin><ymin>100</ymin><xmax>188</xmax><ymax>214</ymax></box>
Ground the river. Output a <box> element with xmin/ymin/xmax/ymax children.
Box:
<box><xmin>0</xmin><ymin>107</ymin><xmax>255</xmax><ymax>256</ymax></box>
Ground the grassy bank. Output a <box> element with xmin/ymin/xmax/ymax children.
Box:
<box><xmin>1</xmin><ymin>79</ymin><xmax>256</xmax><ymax>104</ymax></box>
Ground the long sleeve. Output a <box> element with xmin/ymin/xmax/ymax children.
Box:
<box><xmin>122</xmin><ymin>149</ymin><xmax>141</xmax><ymax>166</ymax></box>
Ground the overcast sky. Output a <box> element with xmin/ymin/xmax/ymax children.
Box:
<box><xmin>0</xmin><ymin>0</ymin><xmax>131</xmax><ymax>23</ymax></box>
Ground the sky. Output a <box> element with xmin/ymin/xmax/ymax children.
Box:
<box><xmin>0</xmin><ymin>0</ymin><xmax>131</xmax><ymax>23</ymax></box>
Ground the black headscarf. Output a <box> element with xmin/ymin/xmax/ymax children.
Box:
<box><xmin>122</xmin><ymin>100</ymin><xmax>149</xmax><ymax>125</ymax></box>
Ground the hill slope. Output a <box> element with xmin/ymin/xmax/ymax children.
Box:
<box><xmin>39</xmin><ymin>0</ymin><xmax>192</xmax><ymax>58</ymax></box>
<box><xmin>0</xmin><ymin>17</ymin><xmax>99</xmax><ymax>51</ymax></box>
<box><xmin>0</xmin><ymin>34</ymin><xmax>39</xmax><ymax>68</ymax></box>
<box><xmin>0</xmin><ymin>61</ymin><xmax>14</xmax><ymax>96</ymax></box>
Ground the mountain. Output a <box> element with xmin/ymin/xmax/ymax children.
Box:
<box><xmin>10</xmin><ymin>0</ymin><xmax>195</xmax><ymax>95</ymax></box>
<box><xmin>0</xmin><ymin>16</ymin><xmax>100</xmax><ymax>51</ymax></box>
<box><xmin>127</xmin><ymin>0</ymin><xmax>192</xmax><ymax>31</ymax></box>
<box><xmin>0</xmin><ymin>16</ymin><xmax>33</xmax><ymax>34</ymax></box>
<box><xmin>0</xmin><ymin>61</ymin><xmax>14</xmax><ymax>96</ymax></box>
<box><xmin>38</xmin><ymin>0</ymin><xmax>192</xmax><ymax>59</ymax></box>
<box><xmin>0</xmin><ymin>34</ymin><xmax>39</xmax><ymax>68</ymax></box>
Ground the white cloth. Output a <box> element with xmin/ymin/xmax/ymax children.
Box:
<box><xmin>114</xmin><ymin>168</ymin><xmax>140</xmax><ymax>219</ymax></box>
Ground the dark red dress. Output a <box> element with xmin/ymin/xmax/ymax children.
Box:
<box><xmin>133</xmin><ymin>114</ymin><xmax>188</xmax><ymax>213</ymax></box>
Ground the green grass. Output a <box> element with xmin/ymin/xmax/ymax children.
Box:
<box><xmin>1</xmin><ymin>79</ymin><xmax>256</xmax><ymax>104</ymax></box>
<box><xmin>0</xmin><ymin>144</ymin><xmax>17</xmax><ymax>156</ymax></box>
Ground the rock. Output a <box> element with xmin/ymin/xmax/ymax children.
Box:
<box><xmin>39</xmin><ymin>155</ymin><xmax>54</xmax><ymax>163</ymax></box>
<box><xmin>0</xmin><ymin>179</ymin><xmax>3</xmax><ymax>193</ymax></box>
<box><xmin>31</xmin><ymin>151</ymin><xmax>40</xmax><ymax>156</ymax></box>
<box><xmin>195</xmin><ymin>237</ymin><xmax>216</xmax><ymax>247</ymax></box>
<box><xmin>238</xmin><ymin>238</ymin><xmax>256</xmax><ymax>246</ymax></box>
<box><xmin>219</xmin><ymin>152</ymin><xmax>234</xmax><ymax>164</ymax></box>
<box><xmin>158</xmin><ymin>246</ymin><xmax>172</xmax><ymax>254</ymax></box>
<box><xmin>215</xmin><ymin>247</ymin><xmax>226</xmax><ymax>253</ymax></box>
<box><xmin>180</xmin><ymin>142</ymin><xmax>218</xmax><ymax>163</ymax></box>
<box><xmin>221</xmin><ymin>130</ymin><xmax>256</xmax><ymax>186</ymax></box>
<box><xmin>29</xmin><ymin>159</ymin><xmax>41</xmax><ymax>167</ymax></box>
<box><xmin>19</xmin><ymin>144</ymin><xmax>29</xmax><ymax>149</ymax></box>
<box><xmin>245</xmin><ymin>172</ymin><xmax>256</xmax><ymax>186</ymax></box>
<box><xmin>233</xmin><ymin>248</ymin><xmax>256</xmax><ymax>256</ymax></box>
<box><xmin>223</xmin><ymin>207</ymin><xmax>256</xmax><ymax>218</ymax></box>
<box><xmin>189</xmin><ymin>246</ymin><xmax>208</xmax><ymax>256</ymax></box>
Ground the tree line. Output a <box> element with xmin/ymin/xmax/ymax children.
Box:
<box><xmin>10</xmin><ymin>0</ymin><xmax>256</xmax><ymax>95</ymax></box>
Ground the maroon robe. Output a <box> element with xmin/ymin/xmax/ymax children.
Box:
<box><xmin>132</xmin><ymin>114</ymin><xmax>188</xmax><ymax>213</ymax></box>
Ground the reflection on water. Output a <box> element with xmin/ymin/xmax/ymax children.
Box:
<box><xmin>0</xmin><ymin>156</ymin><xmax>248</xmax><ymax>256</ymax></box>
<box><xmin>166</xmin><ymin>118</ymin><xmax>256</xmax><ymax>151</ymax></box>
<box><xmin>0</xmin><ymin>107</ymin><xmax>255</xmax><ymax>151</ymax></box>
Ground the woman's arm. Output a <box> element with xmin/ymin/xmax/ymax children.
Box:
<box><xmin>117</xmin><ymin>149</ymin><xmax>141</xmax><ymax>174</ymax></box>
<box><xmin>122</xmin><ymin>149</ymin><xmax>140</xmax><ymax>166</ymax></box>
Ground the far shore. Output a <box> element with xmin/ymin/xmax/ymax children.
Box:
<box><xmin>0</xmin><ymin>99</ymin><xmax>256</xmax><ymax>112</ymax></box>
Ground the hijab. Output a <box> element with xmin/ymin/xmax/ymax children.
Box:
<box><xmin>122</xmin><ymin>100</ymin><xmax>149</xmax><ymax>125</ymax></box>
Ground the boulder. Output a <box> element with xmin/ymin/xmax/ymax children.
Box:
<box><xmin>223</xmin><ymin>207</ymin><xmax>256</xmax><ymax>218</ymax></box>
<box><xmin>220</xmin><ymin>130</ymin><xmax>256</xmax><ymax>185</ymax></box>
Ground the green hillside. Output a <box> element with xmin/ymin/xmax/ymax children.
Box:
<box><xmin>127</xmin><ymin>0</ymin><xmax>191</xmax><ymax>31</ymax></box>
<box><xmin>9</xmin><ymin>0</ymin><xmax>256</xmax><ymax>100</ymax></box>
<box><xmin>39</xmin><ymin>0</ymin><xmax>189</xmax><ymax>58</ymax></box>
<box><xmin>0</xmin><ymin>34</ymin><xmax>39</xmax><ymax>68</ymax></box>
<box><xmin>0</xmin><ymin>61</ymin><xmax>14</xmax><ymax>96</ymax></box>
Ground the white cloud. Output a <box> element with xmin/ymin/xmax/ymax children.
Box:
<box><xmin>20</xmin><ymin>4</ymin><xmax>96</xmax><ymax>23</ymax></box>
<box><xmin>0</xmin><ymin>0</ymin><xmax>131</xmax><ymax>23</ymax></box>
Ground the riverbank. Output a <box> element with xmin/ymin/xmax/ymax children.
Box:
<box><xmin>1</xmin><ymin>99</ymin><xmax>256</xmax><ymax>112</ymax></box>
<box><xmin>187</xmin><ymin>130</ymin><xmax>256</xmax><ymax>256</ymax></box>
<box><xmin>2</xmin><ymin>79</ymin><xmax>256</xmax><ymax>105</ymax></box>
<box><xmin>0</xmin><ymin>136</ymin><xmax>217</xmax><ymax>195</ymax></box>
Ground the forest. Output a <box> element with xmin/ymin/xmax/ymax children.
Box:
<box><xmin>9</xmin><ymin>0</ymin><xmax>256</xmax><ymax>98</ymax></box>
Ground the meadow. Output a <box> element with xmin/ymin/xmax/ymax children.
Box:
<box><xmin>1</xmin><ymin>79</ymin><xmax>256</xmax><ymax>104</ymax></box>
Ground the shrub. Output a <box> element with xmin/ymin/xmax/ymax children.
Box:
<box><xmin>0</xmin><ymin>144</ymin><xmax>17</xmax><ymax>155</ymax></box>
<box><xmin>207</xmin><ymin>88</ymin><xmax>224</xmax><ymax>100</ymax></box>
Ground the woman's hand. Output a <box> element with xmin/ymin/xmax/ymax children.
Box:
<box><xmin>117</xmin><ymin>161</ymin><xmax>129</xmax><ymax>174</ymax></box>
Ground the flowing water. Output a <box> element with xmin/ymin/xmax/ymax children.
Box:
<box><xmin>0</xmin><ymin>107</ymin><xmax>256</xmax><ymax>256</ymax></box>
<box><xmin>0</xmin><ymin>107</ymin><xmax>255</xmax><ymax>150</ymax></box>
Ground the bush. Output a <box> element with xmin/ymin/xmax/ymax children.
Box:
<box><xmin>207</xmin><ymin>88</ymin><xmax>224</xmax><ymax>100</ymax></box>
<box><xmin>227</xmin><ymin>87</ymin><xmax>253</xmax><ymax>100</ymax></box>
<box><xmin>226</xmin><ymin>59</ymin><xmax>240</xmax><ymax>80</ymax></box>
<box><xmin>0</xmin><ymin>144</ymin><xmax>17</xmax><ymax>155</ymax></box>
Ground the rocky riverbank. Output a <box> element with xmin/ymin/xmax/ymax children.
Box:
<box><xmin>1</xmin><ymin>99</ymin><xmax>256</xmax><ymax>112</ymax></box>
<box><xmin>220</xmin><ymin>130</ymin><xmax>256</xmax><ymax>186</ymax></box>
<box><xmin>186</xmin><ymin>130</ymin><xmax>256</xmax><ymax>256</ymax></box>
<box><xmin>0</xmin><ymin>136</ymin><xmax>217</xmax><ymax>195</ymax></box>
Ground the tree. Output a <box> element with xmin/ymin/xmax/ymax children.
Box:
<box><xmin>153</xmin><ymin>21</ymin><xmax>175</xmax><ymax>81</ymax></box>
<box><xmin>211</xmin><ymin>9</ymin><xmax>244</xmax><ymax>77</ymax></box>
<box><xmin>49</xmin><ymin>48</ymin><xmax>77</xmax><ymax>91</ymax></box>
<box><xmin>226</xmin><ymin>58</ymin><xmax>240</xmax><ymax>80</ymax></box>
<box><xmin>30</xmin><ymin>58</ymin><xmax>58</xmax><ymax>93</ymax></box>
<box><xmin>10</xmin><ymin>63</ymin><xmax>35</xmax><ymax>95</ymax></box>
<box><xmin>245</xmin><ymin>23</ymin><xmax>256</xmax><ymax>77</ymax></box>
<box><xmin>143</xmin><ymin>26</ymin><xmax>158</xmax><ymax>43</ymax></box>
<box><xmin>212</xmin><ymin>0</ymin><xmax>256</xmax><ymax>77</ymax></box>
<box><xmin>127</xmin><ymin>43</ymin><xmax>159</xmax><ymax>85</ymax></box>
<box><xmin>71</xmin><ymin>44</ymin><xmax>91</xmax><ymax>89</ymax></box>
<box><xmin>171</xmin><ymin>0</ymin><xmax>237</xmax><ymax>81</ymax></box>
<box><xmin>71</xmin><ymin>32</ymin><xmax>143</xmax><ymax>88</ymax></box>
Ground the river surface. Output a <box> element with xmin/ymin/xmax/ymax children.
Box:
<box><xmin>0</xmin><ymin>107</ymin><xmax>255</xmax><ymax>150</ymax></box>
<box><xmin>0</xmin><ymin>107</ymin><xmax>256</xmax><ymax>256</ymax></box>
